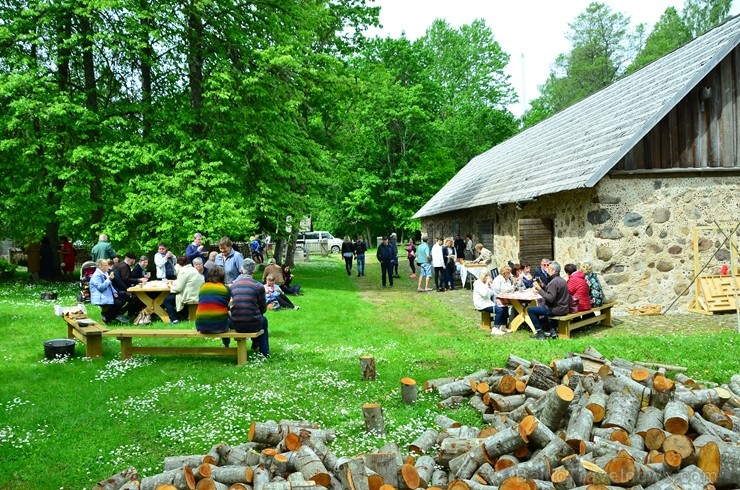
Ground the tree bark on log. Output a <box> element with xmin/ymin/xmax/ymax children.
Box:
<box><xmin>431</xmin><ymin>469</ymin><xmax>448</xmax><ymax>489</ymax></box>
<box><xmin>644</xmin><ymin>428</ymin><xmax>669</xmax><ymax>451</ymax></box>
<box><xmin>424</xmin><ymin>377</ymin><xmax>456</xmax><ymax>392</ymax></box>
<box><xmin>360</xmin><ymin>356</ymin><xmax>376</xmax><ymax>381</ymax></box>
<box><xmin>604</xmin><ymin>456</ymin><xmax>660</xmax><ymax>487</ymax></box>
<box><xmin>488</xmin><ymin>394</ymin><xmax>526</xmax><ymax>413</ymax></box>
<box><xmin>697</xmin><ymin>441</ymin><xmax>740</xmax><ymax>487</ymax></box>
<box><xmin>565</xmin><ymin>405</ymin><xmax>594</xmax><ymax>451</ymax></box>
<box><xmin>506</xmin><ymin>354</ymin><xmax>531</xmax><ymax>371</ymax></box>
<box><xmin>649</xmin><ymin>375</ymin><xmax>675</xmax><ymax>411</ymax></box>
<box><xmin>493</xmin><ymin>454</ymin><xmax>519</xmax><ymax>471</ymax></box>
<box><xmin>438</xmin><ymin>438</ymin><xmax>486</xmax><ymax>467</ymax></box>
<box><xmin>635</xmin><ymin>406</ymin><xmax>664</xmax><ymax>438</ymax></box>
<box><xmin>195</xmin><ymin>478</ymin><xmax>228</xmax><ymax>490</ymax></box>
<box><xmin>528</xmin><ymin>361</ymin><xmax>559</xmax><ymax>391</ymax></box>
<box><xmin>551</xmin><ymin>357</ymin><xmax>584</xmax><ymax>378</ymax></box>
<box><xmin>414</xmin><ymin>455</ymin><xmax>435</xmax><ymax>487</ymax></box>
<box><xmin>376</xmin><ymin>442</ymin><xmax>403</xmax><ymax>465</ymax></box>
<box><xmin>602</xmin><ymin>372</ymin><xmax>650</xmax><ymax>406</ymax></box>
<box><xmin>585</xmin><ymin>391</ymin><xmax>608</xmax><ymax>423</ymax></box>
<box><xmin>293</xmin><ymin>445</ymin><xmax>331</xmax><ymax>487</ymax></box>
<box><xmin>551</xmin><ymin>468</ymin><xmax>575</xmax><ymax>490</ymax></box>
<box><xmin>642</xmin><ymin>464</ymin><xmax>713</xmax><ymax>490</ymax></box>
<box><xmin>482</xmin><ymin>457</ymin><xmax>551</xmax><ymax>486</ymax></box>
<box><xmin>336</xmin><ymin>457</ymin><xmax>369</xmax><ymax>490</ymax></box>
<box><xmin>701</xmin><ymin>403</ymin><xmax>732</xmax><ymax>429</ymax></box>
<box><xmin>218</xmin><ymin>443</ymin><xmax>261</xmax><ymax>467</ymax></box>
<box><xmin>438</xmin><ymin>395</ymin><xmax>465</xmax><ymax>409</ymax></box>
<box><xmin>524</xmin><ymin>386</ymin><xmax>546</xmax><ymax>399</ymax></box>
<box><xmin>250</xmin><ymin>421</ymin><xmax>284</xmax><ymax>446</ymax></box>
<box><xmin>602</xmin><ymin>391</ymin><xmax>641</xmax><ymax>433</ymax></box>
<box><xmin>362</xmin><ymin>404</ymin><xmax>385</xmax><ymax>435</ymax></box>
<box><xmin>673</xmin><ymin>388</ymin><xmax>722</xmax><ymax>410</ymax></box>
<box><xmin>592</xmin><ymin>437</ymin><xmax>648</xmax><ymax>462</ymax></box>
<box><xmin>209</xmin><ymin>466</ymin><xmax>250</xmax><ymax>486</ymax></box>
<box><xmin>140</xmin><ymin>468</ymin><xmax>188</xmax><ymax>490</ymax></box>
<box><xmin>252</xmin><ymin>465</ymin><xmax>270</xmax><ymax>490</ymax></box>
<box><xmin>93</xmin><ymin>467</ymin><xmax>140</xmax><ymax>490</ymax></box>
<box><xmin>362</xmin><ymin>452</ymin><xmax>399</xmax><ymax>489</ymax></box>
<box><xmin>534</xmin><ymin>385</ymin><xmax>574</xmax><ymax>431</ymax></box>
<box><xmin>439</xmin><ymin>380</ymin><xmax>475</xmax><ymax>399</ymax></box>
<box><xmin>398</xmin><ymin>463</ymin><xmax>420</xmax><ymax>490</ymax></box>
<box><xmin>469</xmin><ymin>395</ymin><xmax>491</xmax><ymax>415</ymax></box>
<box><xmin>408</xmin><ymin>428</ymin><xmax>438</xmax><ymax>455</ymax></box>
<box><xmin>561</xmin><ymin>455</ymin><xmax>587</xmax><ymax>486</ymax></box>
<box><xmin>435</xmin><ymin>414</ymin><xmax>461</xmax><ymax>429</ymax></box>
<box><xmin>401</xmin><ymin>378</ymin><xmax>417</xmax><ymax>405</ymax></box>
<box><xmin>689</xmin><ymin>413</ymin><xmax>740</xmax><ymax>443</ymax></box>
<box><xmin>663</xmin><ymin>400</ymin><xmax>690</xmax><ymax>435</ymax></box>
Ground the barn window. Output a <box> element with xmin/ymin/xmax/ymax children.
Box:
<box><xmin>477</xmin><ymin>220</ymin><xmax>494</xmax><ymax>254</ymax></box>
<box><xmin>518</xmin><ymin>218</ymin><xmax>554</xmax><ymax>264</ymax></box>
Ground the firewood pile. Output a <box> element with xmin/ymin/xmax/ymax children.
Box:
<box><xmin>94</xmin><ymin>347</ymin><xmax>740</xmax><ymax>490</ymax></box>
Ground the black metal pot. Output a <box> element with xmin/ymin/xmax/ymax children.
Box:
<box><xmin>44</xmin><ymin>339</ymin><xmax>76</xmax><ymax>359</ymax></box>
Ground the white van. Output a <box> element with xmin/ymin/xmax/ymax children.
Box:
<box><xmin>296</xmin><ymin>231</ymin><xmax>344</xmax><ymax>254</ymax></box>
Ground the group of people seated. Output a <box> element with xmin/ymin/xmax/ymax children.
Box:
<box><xmin>473</xmin><ymin>257</ymin><xmax>607</xmax><ymax>338</ymax></box>
<box><xmin>89</xmin><ymin>234</ymin><xmax>300</xmax><ymax>353</ymax></box>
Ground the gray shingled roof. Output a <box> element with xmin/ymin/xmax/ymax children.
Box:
<box><xmin>414</xmin><ymin>16</ymin><xmax>740</xmax><ymax>219</ymax></box>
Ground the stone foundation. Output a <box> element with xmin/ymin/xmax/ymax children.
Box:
<box><xmin>420</xmin><ymin>175</ymin><xmax>740</xmax><ymax>310</ymax></box>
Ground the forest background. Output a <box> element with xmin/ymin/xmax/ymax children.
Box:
<box><xmin>0</xmin><ymin>0</ymin><xmax>733</xmax><ymax>269</ymax></box>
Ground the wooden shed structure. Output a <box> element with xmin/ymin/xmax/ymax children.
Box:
<box><xmin>414</xmin><ymin>16</ymin><xmax>740</xmax><ymax>310</ymax></box>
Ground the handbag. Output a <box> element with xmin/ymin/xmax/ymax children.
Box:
<box><xmin>133</xmin><ymin>310</ymin><xmax>152</xmax><ymax>325</ymax></box>
<box><xmin>569</xmin><ymin>296</ymin><xmax>580</xmax><ymax>314</ymax></box>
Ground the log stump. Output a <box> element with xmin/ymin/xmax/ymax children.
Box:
<box><xmin>362</xmin><ymin>403</ymin><xmax>385</xmax><ymax>435</ymax></box>
<box><xmin>360</xmin><ymin>356</ymin><xmax>376</xmax><ymax>381</ymax></box>
<box><xmin>401</xmin><ymin>378</ymin><xmax>417</xmax><ymax>405</ymax></box>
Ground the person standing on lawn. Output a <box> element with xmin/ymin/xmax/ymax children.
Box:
<box><xmin>59</xmin><ymin>236</ymin><xmax>76</xmax><ymax>281</ymax></box>
<box><xmin>164</xmin><ymin>257</ymin><xmax>205</xmax><ymax>324</ymax></box>
<box><xmin>231</xmin><ymin>259</ymin><xmax>269</xmax><ymax>357</ymax></box>
<box><xmin>431</xmin><ymin>237</ymin><xmax>445</xmax><ymax>292</ymax></box>
<box><xmin>90</xmin><ymin>258</ymin><xmax>126</xmax><ymax>324</ymax></box>
<box><xmin>376</xmin><ymin>236</ymin><xmax>395</xmax><ymax>288</ymax></box>
<box><xmin>406</xmin><ymin>238</ymin><xmax>417</xmax><ymax>278</ymax></box>
<box><xmin>416</xmin><ymin>236</ymin><xmax>432</xmax><ymax>292</ymax></box>
<box><xmin>341</xmin><ymin>236</ymin><xmax>354</xmax><ymax>276</ymax></box>
<box><xmin>389</xmin><ymin>233</ymin><xmax>400</xmax><ymax>278</ymax></box>
<box><xmin>215</xmin><ymin>236</ymin><xmax>244</xmax><ymax>286</ymax></box>
<box><xmin>185</xmin><ymin>232</ymin><xmax>209</xmax><ymax>263</ymax></box>
<box><xmin>91</xmin><ymin>234</ymin><xmax>118</xmax><ymax>264</ymax></box>
<box><xmin>528</xmin><ymin>261</ymin><xmax>570</xmax><ymax>340</ymax></box>
<box><xmin>355</xmin><ymin>236</ymin><xmax>367</xmax><ymax>277</ymax></box>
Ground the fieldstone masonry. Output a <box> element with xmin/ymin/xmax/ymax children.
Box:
<box><xmin>420</xmin><ymin>175</ymin><xmax>740</xmax><ymax>310</ymax></box>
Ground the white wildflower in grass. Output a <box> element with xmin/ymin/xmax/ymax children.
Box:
<box><xmin>2</xmin><ymin>397</ymin><xmax>33</xmax><ymax>411</ymax></box>
<box><xmin>0</xmin><ymin>424</ymin><xmax>47</xmax><ymax>449</ymax></box>
<box><xmin>93</xmin><ymin>356</ymin><xmax>154</xmax><ymax>382</ymax></box>
<box><xmin>39</xmin><ymin>355</ymin><xmax>72</xmax><ymax>365</ymax></box>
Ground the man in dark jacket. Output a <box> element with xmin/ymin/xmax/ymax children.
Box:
<box><xmin>376</xmin><ymin>236</ymin><xmax>395</xmax><ymax>287</ymax></box>
<box><xmin>528</xmin><ymin>260</ymin><xmax>570</xmax><ymax>340</ymax></box>
<box><xmin>533</xmin><ymin>258</ymin><xmax>551</xmax><ymax>286</ymax></box>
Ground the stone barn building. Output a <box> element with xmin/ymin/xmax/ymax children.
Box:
<box><xmin>414</xmin><ymin>17</ymin><xmax>740</xmax><ymax>310</ymax></box>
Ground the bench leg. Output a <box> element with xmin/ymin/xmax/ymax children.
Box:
<box><xmin>557</xmin><ymin>320</ymin><xmax>570</xmax><ymax>339</ymax></box>
<box><xmin>86</xmin><ymin>336</ymin><xmax>103</xmax><ymax>358</ymax></box>
<box><xmin>119</xmin><ymin>337</ymin><xmax>133</xmax><ymax>361</ymax></box>
<box><xmin>236</xmin><ymin>339</ymin><xmax>247</xmax><ymax>365</ymax></box>
<box><xmin>481</xmin><ymin>311</ymin><xmax>491</xmax><ymax>331</ymax></box>
<box><xmin>602</xmin><ymin>307</ymin><xmax>613</xmax><ymax>326</ymax></box>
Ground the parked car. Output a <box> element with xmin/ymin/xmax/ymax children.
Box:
<box><xmin>296</xmin><ymin>231</ymin><xmax>343</xmax><ymax>254</ymax></box>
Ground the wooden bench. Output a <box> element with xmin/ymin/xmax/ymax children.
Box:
<box><xmin>62</xmin><ymin>315</ymin><xmax>108</xmax><ymax>358</ymax></box>
<box><xmin>101</xmin><ymin>328</ymin><xmax>265</xmax><ymax>365</ymax></box>
<box><xmin>551</xmin><ymin>302</ymin><xmax>617</xmax><ymax>339</ymax></box>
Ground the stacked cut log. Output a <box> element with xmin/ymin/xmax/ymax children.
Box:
<box><xmin>94</xmin><ymin>351</ymin><xmax>740</xmax><ymax>490</ymax></box>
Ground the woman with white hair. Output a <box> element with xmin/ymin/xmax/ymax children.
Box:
<box><xmin>473</xmin><ymin>270</ymin><xmax>506</xmax><ymax>336</ymax></box>
<box><xmin>580</xmin><ymin>261</ymin><xmax>607</xmax><ymax>307</ymax></box>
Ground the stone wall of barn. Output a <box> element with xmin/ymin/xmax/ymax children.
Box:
<box><xmin>420</xmin><ymin>174</ymin><xmax>740</xmax><ymax>310</ymax></box>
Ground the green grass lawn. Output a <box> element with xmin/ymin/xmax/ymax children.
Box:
<box><xmin>0</xmin><ymin>257</ymin><xmax>738</xmax><ymax>489</ymax></box>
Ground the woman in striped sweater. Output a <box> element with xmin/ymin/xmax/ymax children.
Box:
<box><xmin>195</xmin><ymin>266</ymin><xmax>232</xmax><ymax>346</ymax></box>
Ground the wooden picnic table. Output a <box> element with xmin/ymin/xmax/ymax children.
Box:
<box><xmin>127</xmin><ymin>281</ymin><xmax>171</xmax><ymax>323</ymax></box>
<box><xmin>497</xmin><ymin>289</ymin><xmax>541</xmax><ymax>333</ymax></box>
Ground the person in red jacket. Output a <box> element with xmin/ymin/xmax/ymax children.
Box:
<box><xmin>564</xmin><ymin>263</ymin><xmax>591</xmax><ymax>313</ymax></box>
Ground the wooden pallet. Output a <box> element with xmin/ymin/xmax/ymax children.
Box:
<box><xmin>688</xmin><ymin>275</ymin><xmax>738</xmax><ymax>314</ymax></box>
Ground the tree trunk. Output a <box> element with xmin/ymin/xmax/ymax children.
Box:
<box><xmin>186</xmin><ymin>0</ymin><xmax>204</xmax><ymax>138</ymax></box>
<box><xmin>602</xmin><ymin>391</ymin><xmax>641</xmax><ymax>432</ymax></box>
<box><xmin>663</xmin><ymin>400</ymin><xmax>690</xmax><ymax>434</ymax></box>
<box><xmin>401</xmin><ymin>377</ymin><xmax>417</xmax><ymax>404</ymax></box>
<box><xmin>362</xmin><ymin>403</ymin><xmax>385</xmax><ymax>435</ymax></box>
<box><xmin>360</xmin><ymin>356</ymin><xmax>376</xmax><ymax>381</ymax></box>
<box><xmin>293</xmin><ymin>445</ymin><xmax>331</xmax><ymax>487</ymax></box>
<box><xmin>408</xmin><ymin>428</ymin><xmax>437</xmax><ymax>455</ymax></box>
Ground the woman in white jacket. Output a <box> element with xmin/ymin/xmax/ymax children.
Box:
<box><xmin>490</xmin><ymin>266</ymin><xmax>514</xmax><ymax>333</ymax></box>
<box><xmin>473</xmin><ymin>270</ymin><xmax>508</xmax><ymax>335</ymax></box>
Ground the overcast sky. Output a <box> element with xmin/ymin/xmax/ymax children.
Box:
<box><xmin>369</xmin><ymin>0</ymin><xmax>739</xmax><ymax>116</ymax></box>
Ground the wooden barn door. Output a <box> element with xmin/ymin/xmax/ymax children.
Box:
<box><xmin>518</xmin><ymin>218</ymin><xmax>554</xmax><ymax>264</ymax></box>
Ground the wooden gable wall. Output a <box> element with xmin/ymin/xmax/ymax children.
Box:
<box><xmin>614</xmin><ymin>45</ymin><xmax>740</xmax><ymax>171</ymax></box>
